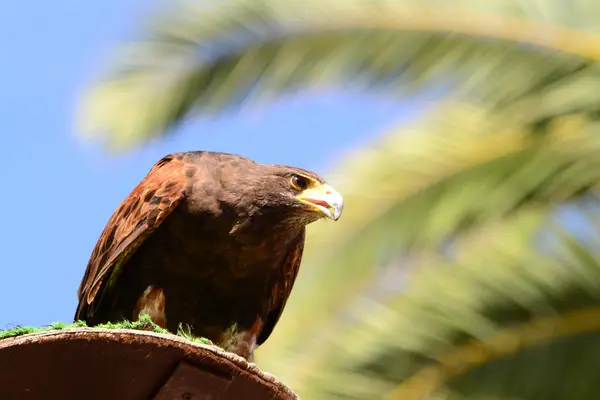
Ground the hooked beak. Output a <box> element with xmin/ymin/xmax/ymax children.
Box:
<box><xmin>296</xmin><ymin>183</ymin><xmax>344</xmax><ymax>221</ymax></box>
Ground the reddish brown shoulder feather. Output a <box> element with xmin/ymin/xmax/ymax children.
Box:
<box><xmin>75</xmin><ymin>155</ymin><xmax>186</xmax><ymax>320</ymax></box>
<box><xmin>257</xmin><ymin>229</ymin><xmax>306</xmax><ymax>345</ymax></box>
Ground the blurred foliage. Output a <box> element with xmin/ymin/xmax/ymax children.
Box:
<box><xmin>263</xmin><ymin>103</ymin><xmax>600</xmax><ymax>399</ymax></box>
<box><xmin>307</xmin><ymin>209</ymin><xmax>600</xmax><ymax>400</ymax></box>
<box><xmin>257</xmin><ymin>103</ymin><xmax>600</xmax><ymax>399</ymax></box>
<box><xmin>78</xmin><ymin>0</ymin><xmax>600</xmax><ymax>150</ymax></box>
<box><xmin>76</xmin><ymin>0</ymin><xmax>600</xmax><ymax>399</ymax></box>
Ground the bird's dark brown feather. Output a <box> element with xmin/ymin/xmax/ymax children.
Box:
<box><xmin>75</xmin><ymin>154</ymin><xmax>186</xmax><ymax>319</ymax></box>
<box><xmin>257</xmin><ymin>229</ymin><xmax>305</xmax><ymax>346</ymax></box>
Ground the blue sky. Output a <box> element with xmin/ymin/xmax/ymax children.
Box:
<box><xmin>0</xmin><ymin>0</ymin><xmax>418</xmax><ymax>327</ymax></box>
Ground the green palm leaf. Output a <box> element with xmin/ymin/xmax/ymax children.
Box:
<box><xmin>254</xmin><ymin>104</ymin><xmax>600</xmax><ymax>393</ymax></box>
<box><xmin>77</xmin><ymin>0</ymin><xmax>600</xmax><ymax>150</ymax></box>
<box><xmin>295</xmin><ymin>209</ymin><xmax>600</xmax><ymax>399</ymax></box>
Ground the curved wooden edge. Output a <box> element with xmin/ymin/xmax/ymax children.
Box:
<box><xmin>0</xmin><ymin>328</ymin><xmax>298</xmax><ymax>400</ymax></box>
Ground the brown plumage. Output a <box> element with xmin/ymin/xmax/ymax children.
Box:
<box><xmin>75</xmin><ymin>151</ymin><xmax>343</xmax><ymax>360</ymax></box>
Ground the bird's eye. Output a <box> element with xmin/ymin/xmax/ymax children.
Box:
<box><xmin>290</xmin><ymin>175</ymin><xmax>309</xmax><ymax>190</ymax></box>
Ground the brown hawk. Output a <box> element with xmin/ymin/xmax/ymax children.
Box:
<box><xmin>74</xmin><ymin>151</ymin><xmax>343</xmax><ymax>360</ymax></box>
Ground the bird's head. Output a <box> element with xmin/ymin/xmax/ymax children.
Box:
<box><xmin>287</xmin><ymin>170</ymin><xmax>344</xmax><ymax>222</ymax></box>
<box><xmin>252</xmin><ymin>165</ymin><xmax>344</xmax><ymax>225</ymax></box>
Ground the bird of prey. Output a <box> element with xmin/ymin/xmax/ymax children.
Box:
<box><xmin>75</xmin><ymin>151</ymin><xmax>343</xmax><ymax>360</ymax></box>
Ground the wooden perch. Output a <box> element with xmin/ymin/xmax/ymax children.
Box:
<box><xmin>0</xmin><ymin>328</ymin><xmax>298</xmax><ymax>400</ymax></box>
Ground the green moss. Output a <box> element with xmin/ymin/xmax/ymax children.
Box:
<box><xmin>175</xmin><ymin>322</ymin><xmax>211</xmax><ymax>344</ymax></box>
<box><xmin>0</xmin><ymin>314</ymin><xmax>213</xmax><ymax>346</ymax></box>
<box><xmin>92</xmin><ymin>314</ymin><xmax>170</xmax><ymax>334</ymax></box>
<box><xmin>0</xmin><ymin>320</ymin><xmax>88</xmax><ymax>339</ymax></box>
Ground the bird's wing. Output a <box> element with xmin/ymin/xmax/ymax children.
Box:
<box><xmin>75</xmin><ymin>154</ymin><xmax>186</xmax><ymax>320</ymax></box>
<box><xmin>257</xmin><ymin>229</ymin><xmax>306</xmax><ymax>346</ymax></box>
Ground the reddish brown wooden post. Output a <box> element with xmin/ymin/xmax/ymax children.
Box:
<box><xmin>0</xmin><ymin>328</ymin><xmax>297</xmax><ymax>400</ymax></box>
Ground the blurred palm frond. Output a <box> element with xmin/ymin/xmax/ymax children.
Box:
<box><xmin>255</xmin><ymin>103</ymin><xmax>600</xmax><ymax>392</ymax></box>
<box><xmin>295</xmin><ymin>208</ymin><xmax>600</xmax><ymax>400</ymax></box>
<box><xmin>77</xmin><ymin>0</ymin><xmax>600</xmax><ymax>150</ymax></box>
